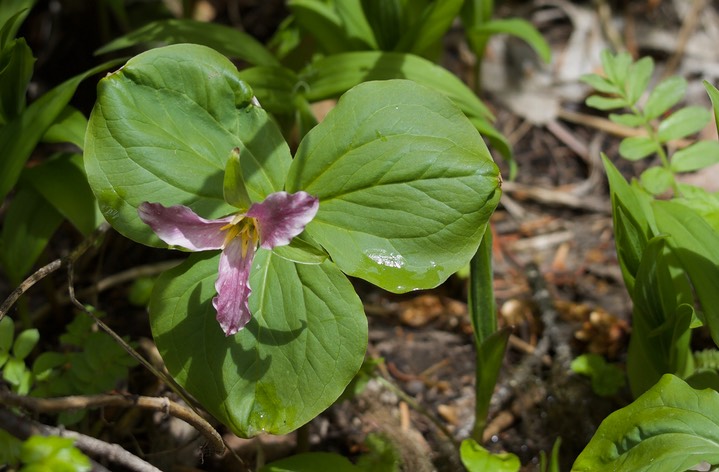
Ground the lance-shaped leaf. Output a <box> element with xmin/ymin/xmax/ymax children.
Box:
<box><xmin>149</xmin><ymin>251</ymin><xmax>367</xmax><ymax>437</ymax></box>
<box><xmin>286</xmin><ymin>80</ymin><xmax>501</xmax><ymax>292</ymax></box>
<box><xmin>85</xmin><ymin>44</ymin><xmax>291</xmax><ymax>247</ymax></box>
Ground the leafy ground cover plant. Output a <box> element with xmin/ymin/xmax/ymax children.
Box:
<box><xmin>572</xmin><ymin>51</ymin><xmax>719</xmax><ymax>470</ymax></box>
<box><xmin>83</xmin><ymin>43</ymin><xmax>501</xmax><ymax>439</ymax></box>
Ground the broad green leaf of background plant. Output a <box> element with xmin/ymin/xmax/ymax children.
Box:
<box><xmin>0</xmin><ymin>0</ymin><xmax>36</xmax><ymax>43</ymax></box>
<box><xmin>0</xmin><ymin>37</ymin><xmax>34</xmax><ymax>125</ymax></box>
<box><xmin>95</xmin><ymin>19</ymin><xmax>279</xmax><ymax>67</ymax></box>
<box><xmin>639</xmin><ymin>167</ymin><xmax>673</xmax><ymax>195</ymax></box>
<box><xmin>286</xmin><ymin>80</ymin><xmax>501</xmax><ymax>292</ymax></box>
<box><xmin>627</xmin><ymin>236</ymin><xmax>694</xmax><ymax>397</ymax></box>
<box><xmin>0</xmin><ymin>186</ymin><xmax>63</xmax><ymax>284</ymax></box>
<box><xmin>571</xmin><ymin>353</ymin><xmax>625</xmax><ymax>397</ymax></box>
<box><xmin>334</xmin><ymin>0</ymin><xmax>378</xmax><ymax>50</ymax></box>
<box><xmin>653</xmin><ymin>200</ymin><xmax>719</xmax><ymax>348</ymax></box>
<box><xmin>472</xmin><ymin>18</ymin><xmax>551</xmax><ymax>64</ymax></box>
<box><xmin>41</xmin><ymin>106</ymin><xmax>87</xmax><ymax>149</ymax></box>
<box><xmin>300</xmin><ymin>51</ymin><xmax>493</xmax><ymax>121</ymax></box>
<box><xmin>395</xmin><ymin>0</ymin><xmax>464</xmax><ymax>56</ymax></box>
<box><xmin>573</xmin><ymin>374</ymin><xmax>719</xmax><ymax>472</ymax></box>
<box><xmin>360</xmin><ymin>0</ymin><xmax>404</xmax><ymax>50</ymax></box>
<box><xmin>150</xmin><ymin>251</ymin><xmax>367</xmax><ymax>437</ymax></box>
<box><xmin>85</xmin><ymin>44</ymin><xmax>291</xmax><ymax>247</ymax></box>
<box><xmin>461</xmin><ymin>439</ymin><xmax>520</xmax><ymax>472</ymax></box>
<box><xmin>21</xmin><ymin>153</ymin><xmax>103</xmax><ymax>235</ymax></box>
<box><xmin>288</xmin><ymin>0</ymin><xmax>363</xmax><ymax>53</ymax></box>
<box><xmin>260</xmin><ymin>452</ymin><xmax>361</xmax><ymax>472</ymax></box>
<box><xmin>0</xmin><ymin>59</ymin><xmax>121</xmax><ymax>201</ymax></box>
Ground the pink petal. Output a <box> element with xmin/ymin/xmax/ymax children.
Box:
<box><xmin>246</xmin><ymin>191</ymin><xmax>319</xmax><ymax>249</ymax></box>
<box><xmin>138</xmin><ymin>202</ymin><xmax>232</xmax><ymax>251</ymax></box>
<box><xmin>212</xmin><ymin>237</ymin><xmax>254</xmax><ymax>336</ymax></box>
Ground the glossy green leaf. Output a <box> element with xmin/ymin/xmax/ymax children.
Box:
<box><xmin>639</xmin><ymin>166</ymin><xmax>673</xmax><ymax>195</ymax></box>
<box><xmin>618</xmin><ymin>135</ymin><xmax>658</xmax><ymax>161</ymax></box>
<box><xmin>149</xmin><ymin>251</ymin><xmax>367</xmax><ymax>437</ymax></box>
<box><xmin>41</xmin><ymin>106</ymin><xmax>87</xmax><ymax>149</ymax></box>
<box><xmin>625</xmin><ymin>56</ymin><xmax>653</xmax><ymax>105</ymax></box>
<box><xmin>395</xmin><ymin>0</ymin><xmax>464</xmax><ymax>56</ymax></box>
<box><xmin>95</xmin><ymin>19</ymin><xmax>278</xmax><ymax>67</ymax></box>
<box><xmin>22</xmin><ymin>153</ymin><xmax>103</xmax><ymax>235</ymax></box>
<box><xmin>287</xmin><ymin>80</ymin><xmax>501</xmax><ymax>292</ymax></box>
<box><xmin>644</xmin><ymin>76</ymin><xmax>687</xmax><ymax>120</ymax></box>
<box><xmin>474</xmin><ymin>18</ymin><xmax>551</xmax><ymax>64</ymax></box>
<box><xmin>0</xmin><ymin>37</ymin><xmax>34</xmax><ymax>124</ymax></box>
<box><xmin>301</xmin><ymin>51</ymin><xmax>493</xmax><ymax>121</ymax></box>
<box><xmin>0</xmin><ymin>58</ymin><xmax>121</xmax><ymax>201</ymax></box>
<box><xmin>460</xmin><ymin>439</ymin><xmax>520</xmax><ymax>472</ymax></box>
<box><xmin>573</xmin><ymin>374</ymin><xmax>719</xmax><ymax>472</ymax></box>
<box><xmin>85</xmin><ymin>44</ymin><xmax>291</xmax><ymax>247</ymax></box>
<box><xmin>0</xmin><ymin>186</ymin><xmax>63</xmax><ymax>283</ymax></box>
<box><xmin>585</xmin><ymin>95</ymin><xmax>628</xmax><ymax>111</ymax></box>
<box><xmin>704</xmin><ymin>81</ymin><xmax>719</xmax><ymax>135</ymax></box>
<box><xmin>658</xmin><ymin>106</ymin><xmax>711</xmax><ymax>142</ymax></box>
<box><xmin>271</xmin><ymin>233</ymin><xmax>328</xmax><ymax>265</ymax></box>
<box><xmin>653</xmin><ymin>200</ymin><xmax>719</xmax><ymax>348</ymax></box>
<box><xmin>260</xmin><ymin>452</ymin><xmax>361</xmax><ymax>472</ymax></box>
<box><xmin>670</xmin><ymin>140</ymin><xmax>719</xmax><ymax>173</ymax></box>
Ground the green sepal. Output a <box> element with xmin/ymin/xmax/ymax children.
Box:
<box><xmin>223</xmin><ymin>147</ymin><xmax>252</xmax><ymax>210</ymax></box>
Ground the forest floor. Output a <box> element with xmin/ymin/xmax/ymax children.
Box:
<box><xmin>4</xmin><ymin>0</ymin><xmax>719</xmax><ymax>471</ymax></box>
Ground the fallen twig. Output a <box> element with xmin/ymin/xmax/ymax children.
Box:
<box><xmin>0</xmin><ymin>390</ymin><xmax>224</xmax><ymax>453</ymax></box>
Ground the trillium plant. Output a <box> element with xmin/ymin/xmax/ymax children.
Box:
<box><xmin>138</xmin><ymin>188</ymin><xmax>319</xmax><ymax>335</ymax></box>
<box><xmin>84</xmin><ymin>44</ymin><xmax>500</xmax><ymax>437</ymax></box>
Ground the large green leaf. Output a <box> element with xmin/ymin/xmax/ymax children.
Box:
<box><xmin>300</xmin><ymin>51</ymin><xmax>493</xmax><ymax>121</ymax></box>
<box><xmin>0</xmin><ymin>59</ymin><xmax>120</xmax><ymax>201</ymax></box>
<box><xmin>95</xmin><ymin>19</ymin><xmax>279</xmax><ymax>67</ymax></box>
<box><xmin>287</xmin><ymin>80</ymin><xmax>501</xmax><ymax>292</ymax></box>
<box><xmin>260</xmin><ymin>453</ymin><xmax>361</xmax><ymax>472</ymax></box>
<box><xmin>0</xmin><ymin>37</ymin><xmax>34</xmax><ymax>124</ymax></box>
<box><xmin>149</xmin><ymin>251</ymin><xmax>367</xmax><ymax>437</ymax></box>
<box><xmin>85</xmin><ymin>44</ymin><xmax>291</xmax><ymax>246</ymax></box>
<box><xmin>573</xmin><ymin>374</ymin><xmax>719</xmax><ymax>472</ymax></box>
<box><xmin>395</xmin><ymin>0</ymin><xmax>464</xmax><ymax>56</ymax></box>
<box><xmin>653</xmin><ymin>200</ymin><xmax>719</xmax><ymax>347</ymax></box>
<box><xmin>335</xmin><ymin>0</ymin><xmax>378</xmax><ymax>49</ymax></box>
<box><xmin>0</xmin><ymin>186</ymin><xmax>63</xmax><ymax>284</ymax></box>
<box><xmin>21</xmin><ymin>153</ymin><xmax>103</xmax><ymax>235</ymax></box>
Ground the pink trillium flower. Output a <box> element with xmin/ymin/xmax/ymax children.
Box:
<box><xmin>138</xmin><ymin>191</ymin><xmax>319</xmax><ymax>336</ymax></box>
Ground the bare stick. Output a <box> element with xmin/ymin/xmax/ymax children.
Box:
<box><xmin>0</xmin><ymin>407</ymin><xmax>161</xmax><ymax>472</ymax></box>
<box><xmin>0</xmin><ymin>389</ymin><xmax>224</xmax><ymax>453</ymax></box>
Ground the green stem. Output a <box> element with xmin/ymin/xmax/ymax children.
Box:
<box><xmin>468</xmin><ymin>225</ymin><xmax>496</xmax><ymax>345</ymax></box>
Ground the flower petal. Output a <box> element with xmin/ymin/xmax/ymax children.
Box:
<box><xmin>212</xmin><ymin>237</ymin><xmax>254</xmax><ymax>336</ymax></box>
<box><xmin>246</xmin><ymin>191</ymin><xmax>319</xmax><ymax>249</ymax></box>
<box><xmin>138</xmin><ymin>202</ymin><xmax>232</xmax><ymax>251</ymax></box>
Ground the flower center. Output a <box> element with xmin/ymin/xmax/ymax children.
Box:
<box><xmin>220</xmin><ymin>215</ymin><xmax>259</xmax><ymax>257</ymax></box>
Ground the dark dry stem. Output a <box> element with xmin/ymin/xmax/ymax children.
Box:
<box><xmin>0</xmin><ymin>406</ymin><xmax>161</xmax><ymax>472</ymax></box>
<box><xmin>0</xmin><ymin>389</ymin><xmax>224</xmax><ymax>453</ymax></box>
<box><xmin>0</xmin><ymin>223</ymin><xmax>111</xmax><ymax>321</ymax></box>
